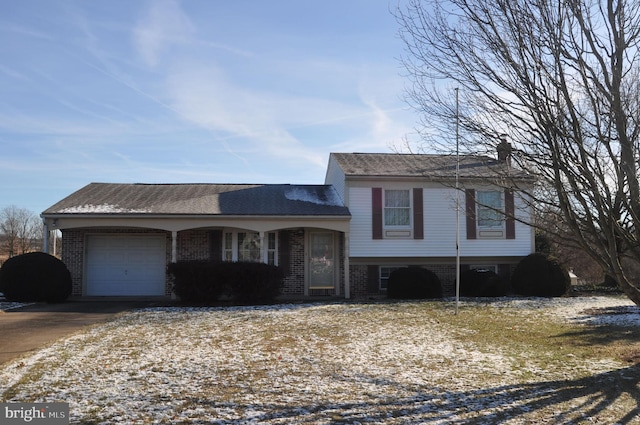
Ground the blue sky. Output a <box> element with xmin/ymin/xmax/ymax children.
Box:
<box><xmin>0</xmin><ymin>0</ymin><xmax>419</xmax><ymax>215</ymax></box>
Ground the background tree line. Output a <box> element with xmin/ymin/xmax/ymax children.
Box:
<box><xmin>0</xmin><ymin>205</ymin><xmax>43</xmax><ymax>263</ymax></box>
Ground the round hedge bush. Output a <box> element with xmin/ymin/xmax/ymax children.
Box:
<box><xmin>0</xmin><ymin>252</ymin><xmax>72</xmax><ymax>303</ymax></box>
<box><xmin>459</xmin><ymin>268</ymin><xmax>508</xmax><ymax>297</ymax></box>
<box><xmin>511</xmin><ymin>253</ymin><xmax>570</xmax><ymax>297</ymax></box>
<box><xmin>387</xmin><ymin>267</ymin><xmax>443</xmax><ymax>299</ymax></box>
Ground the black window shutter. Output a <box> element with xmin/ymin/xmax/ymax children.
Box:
<box><xmin>278</xmin><ymin>231</ymin><xmax>290</xmax><ymax>276</ymax></box>
<box><xmin>372</xmin><ymin>188</ymin><xmax>383</xmax><ymax>239</ymax></box>
<box><xmin>465</xmin><ymin>189</ymin><xmax>477</xmax><ymax>240</ymax></box>
<box><xmin>413</xmin><ymin>188</ymin><xmax>424</xmax><ymax>239</ymax></box>
<box><xmin>505</xmin><ymin>189</ymin><xmax>515</xmax><ymax>239</ymax></box>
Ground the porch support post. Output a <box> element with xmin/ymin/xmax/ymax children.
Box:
<box><xmin>344</xmin><ymin>231</ymin><xmax>350</xmax><ymax>299</ymax></box>
<box><xmin>42</xmin><ymin>221</ymin><xmax>49</xmax><ymax>254</ymax></box>
<box><xmin>259</xmin><ymin>231</ymin><xmax>266</xmax><ymax>263</ymax></box>
<box><xmin>171</xmin><ymin>231</ymin><xmax>178</xmax><ymax>263</ymax></box>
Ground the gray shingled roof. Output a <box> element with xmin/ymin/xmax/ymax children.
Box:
<box><xmin>42</xmin><ymin>183</ymin><xmax>350</xmax><ymax>216</ymax></box>
<box><xmin>331</xmin><ymin>153</ymin><xmax>531</xmax><ymax>179</ymax></box>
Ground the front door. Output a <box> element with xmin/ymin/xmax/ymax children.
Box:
<box><xmin>309</xmin><ymin>231</ymin><xmax>335</xmax><ymax>290</ymax></box>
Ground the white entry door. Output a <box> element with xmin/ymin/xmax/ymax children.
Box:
<box><xmin>309</xmin><ymin>231</ymin><xmax>335</xmax><ymax>290</ymax></box>
<box><xmin>85</xmin><ymin>235</ymin><xmax>166</xmax><ymax>296</ymax></box>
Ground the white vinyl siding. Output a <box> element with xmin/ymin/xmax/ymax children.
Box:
<box><xmin>324</xmin><ymin>155</ymin><xmax>347</xmax><ymax>203</ymax></box>
<box><xmin>348</xmin><ymin>186</ymin><xmax>532</xmax><ymax>258</ymax></box>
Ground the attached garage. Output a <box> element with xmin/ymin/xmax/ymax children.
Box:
<box><xmin>85</xmin><ymin>234</ymin><xmax>167</xmax><ymax>296</ymax></box>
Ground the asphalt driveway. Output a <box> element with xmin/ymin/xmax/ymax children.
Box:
<box><xmin>0</xmin><ymin>300</ymin><xmax>161</xmax><ymax>365</ymax></box>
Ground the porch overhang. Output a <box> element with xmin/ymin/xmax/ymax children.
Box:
<box><xmin>41</xmin><ymin>214</ymin><xmax>351</xmax><ymax>233</ymax></box>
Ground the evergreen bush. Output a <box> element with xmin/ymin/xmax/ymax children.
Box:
<box><xmin>0</xmin><ymin>252</ymin><xmax>72</xmax><ymax>303</ymax></box>
<box><xmin>387</xmin><ymin>267</ymin><xmax>443</xmax><ymax>299</ymax></box>
<box><xmin>167</xmin><ymin>261</ymin><xmax>226</xmax><ymax>304</ymax></box>
<box><xmin>511</xmin><ymin>253</ymin><xmax>570</xmax><ymax>297</ymax></box>
<box><xmin>459</xmin><ymin>268</ymin><xmax>508</xmax><ymax>297</ymax></box>
<box><xmin>168</xmin><ymin>261</ymin><xmax>283</xmax><ymax>304</ymax></box>
<box><xmin>227</xmin><ymin>262</ymin><xmax>284</xmax><ymax>303</ymax></box>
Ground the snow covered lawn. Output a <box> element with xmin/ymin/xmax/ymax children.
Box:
<box><xmin>1</xmin><ymin>296</ymin><xmax>639</xmax><ymax>424</ymax></box>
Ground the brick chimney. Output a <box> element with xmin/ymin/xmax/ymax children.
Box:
<box><xmin>496</xmin><ymin>134</ymin><xmax>512</xmax><ymax>164</ymax></box>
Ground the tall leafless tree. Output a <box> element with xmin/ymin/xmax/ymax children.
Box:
<box><xmin>396</xmin><ymin>0</ymin><xmax>640</xmax><ymax>305</ymax></box>
<box><xmin>0</xmin><ymin>205</ymin><xmax>41</xmax><ymax>258</ymax></box>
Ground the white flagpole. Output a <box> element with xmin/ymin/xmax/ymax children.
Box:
<box><xmin>455</xmin><ymin>88</ymin><xmax>461</xmax><ymax>315</ymax></box>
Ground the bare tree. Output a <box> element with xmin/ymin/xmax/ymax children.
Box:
<box><xmin>0</xmin><ymin>205</ymin><xmax>41</xmax><ymax>258</ymax></box>
<box><xmin>396</xmin><ymin>0</ymin><xmax>640</xmax><ymax>305</ymax></box>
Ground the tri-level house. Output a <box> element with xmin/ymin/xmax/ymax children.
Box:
<box><xmin>325</xmin><ymin>150</ymin><xmax>534</xmax><ymax>296</ymax></box>
<box><xmin>41</xmin><ymin>148</ymin><xmax>534</xmax><ymax>299</ymax></box>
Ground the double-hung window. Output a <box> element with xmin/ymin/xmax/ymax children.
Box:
<box><xmin>384</xmin><ymin>189</ymin><xmax>411</xmax><ymax>227</ymax></box>
<box><xmin>373</xmin><ymin>187</ymin><xmax>423</xmax><ymax>240</ymax></box>
<box><xmin>477</xmin><ymin>191</ymin><xmax>504</xmax><ymax>229</ymax></box>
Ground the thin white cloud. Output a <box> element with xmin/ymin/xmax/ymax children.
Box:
<box><xmin>133</xmin><ymin>0</ymin><xmax>195</xmax><ymax>67</ymax></box>
<box><xmin>0</xmin><ymin>21</ymin><xmax>53</xmax><ymax>40</ymax></box>
<box><xmin>0</xmin><ymin>64</ymin><xmax>29</xmax><ymax>81</ymax></box>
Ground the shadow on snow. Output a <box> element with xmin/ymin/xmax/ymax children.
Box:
<box><xmin>182</xmin><ymin>365</ymin><xmax>640</xmax><ymax>424</ymax></box>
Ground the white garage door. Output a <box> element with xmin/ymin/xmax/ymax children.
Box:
<box><xmin>85</xmin><ymin>235</ymin><xmax>167</xmax><ymax>296</ymax></box>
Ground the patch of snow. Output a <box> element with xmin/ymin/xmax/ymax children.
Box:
<box><xmin>59</xmin><ymin>204</ymin><xmax>151</xmax><ymax>213</ymax></box>
<box><xmin>472</xmin><ymin>295</ymin><xmax>640</xmax><ymax>326</ymax></box>
<box><xmin>285</xmin><ymin>187</ymin><xmax>343</xmax><ymax>206</ymax></box>
<box><xmin>0</xmin><ymin>297</ymin><xmax>637</xmax><ymax>424</ymax></box>
<box><xmin>0</xmin><ymin>301</ymin><xmax>29</xmax><ymax>312</ymax></box>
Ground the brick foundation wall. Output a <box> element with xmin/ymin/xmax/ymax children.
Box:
<box><xmin>349</xmin><ymin>265</ymin><xmax>369</xmax><ymax>298</ymax></box>
<box><xmin>348</xmin><ymin>262</ymin><xmax>516</xmax><ymax>299</ymax></box>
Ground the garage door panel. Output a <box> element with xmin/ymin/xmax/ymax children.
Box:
<box><xmin>86</xmin><ymin>235</ymin><xmax>166</xmax><ymax>296</ymax></box>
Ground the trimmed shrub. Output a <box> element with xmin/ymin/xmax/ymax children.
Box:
<box><xmin>511</xmin><ymin>253</ymin><xmax>570</xmax><ymax>297</ymax></box>
<box><xmin>167</xmin><ymin>261</ymin><xmax>226</xmax><ymax>304</ymax></box>
<box><xmin>227</xmin><ymin>262</ymin><xmax>284</xmax><ymax>303</ymax></box>
<box><xmin>387</xmin><ymin>267</ymin><xmax>443</xmax><ymax>299</ymax></box>
<box><xmin>459</xmin><ymin>268</ymin><xmax>508</xmax><ymax>297</ymax></box>
<box><xmin>0</xmin><ymin>252</ymin><xmax>72</xmax><ymax>303</ymax></box>
<box><xmin>168</xmin><ymin>261</ymin><xmax>283</xmax><ymax>304</ymax></box>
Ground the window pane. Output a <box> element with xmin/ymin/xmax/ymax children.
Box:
<box><xmin>238</xmin><ymin>232</ymin><xmax>261</xmax><ymax>262</ymax></box>
<box><xmin>384</xmin><ymin>190</ymin><xmax>411</xmax><ymax>226</ymax></box>
<box><xmin>385</xmin><ymin>190</ymin><xmax>410</xmax><ymax>207</ymax></box>
<box><xmin>477</xmin><ymin>191</ymin><xmax>503</xmax><ymax>227</ymax></box>
<box><xmin>385</xmin><ymin>208</ymin><xmax>410</xmax><ymax>226</ymax></box>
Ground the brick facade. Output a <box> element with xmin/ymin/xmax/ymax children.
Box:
<box><xmin>61</xmin><ymin>227</ymin><xmax>349</xmax><ymax>299</ymax></box>
<box><xmin>177</xmin><ymin>230</ymin><xmax>210</xmax><ymax>261</ymax></box>
<box><xmin>280</xmin><ymin>229</ymin><xmax>305</xmax><ymax>296</ymax></box>
<box><xmin>62</xmin><ymin>226</ymin><xmax>516</xmax><ymax>299</ymax></box>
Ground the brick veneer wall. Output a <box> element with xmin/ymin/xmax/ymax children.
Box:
<box><xmin>348</xmin><ymin>263</ymin><xmax>515</xmax><ymax>299</ymax></box>
<box><xmin>349</xmin><ymin>265</ymin><xmax>369</xmax><ymax>298</ymax></box>
<box><xmin>177</xmin><ymin>230</ymin><xmax>210</xmax><ymax>261</ymax></box>
<box><xmin>61</xmin><ymin>229</ymin><xmax>84</xmax><ymax>297</ymax></box>
<box><xmin>281</xmin><ymin>229</ymin><xmax>305</xmax><ymax>296</ymax></box>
